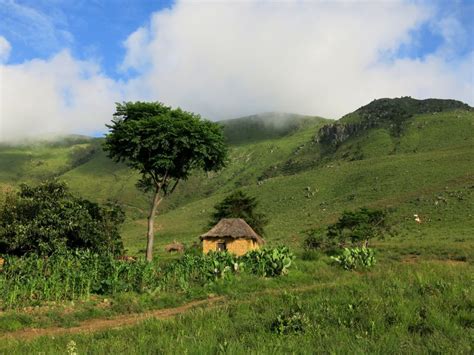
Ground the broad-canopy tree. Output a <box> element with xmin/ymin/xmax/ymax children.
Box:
<box><xmin>104</xmin><ymin>102</ymin><xmax>227</xmax><ymax>261</ymax></box>
<box><xmin>304</xmin><ymin>207</ymin><xmax>392</xmax><ymax>252</ymax></box>
<box><xmin>327</xmin><ymin>207</ymin><xmax>392</xmax><ymax>247</ymax></box>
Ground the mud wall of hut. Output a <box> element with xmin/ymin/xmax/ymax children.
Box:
<box><xmin>202</xmin><ymin>238</ymin><xmax>259</xmax><ymax>256</ymax></box>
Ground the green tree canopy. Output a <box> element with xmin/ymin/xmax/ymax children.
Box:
<box><xmin>104</xmin><ymin>102</ymin><xmax>227</xmax><ymax>260</ymax></box>
<box><xmin>209</xmin><ymin>190</ymin><xmax>268</xmax><ymax>236</ymax></box>
<box><xmin>0</xmin><ymin>180</ymin><xmax>124</xmax><ymax>256</ymax></box>
<box><xmin>327</xmin><ymin>207</ymin><xmax>392</xmax><ymax>247</ymax></box>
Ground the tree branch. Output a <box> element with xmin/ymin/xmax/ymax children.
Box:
<box><xmin>168</xmin><ymin>179</ymin><xmax>180</xmax><ymax>195</ymax></box>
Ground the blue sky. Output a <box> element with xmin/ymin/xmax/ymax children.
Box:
<box><xmin>0</xmin><ymin>0</ymin><xmax>473</xmax><ymax>140</ymax></box>
<box><xmin>0</xmin><ymin>0</ymin><xmax>174</xmax><ymax>77</ymax></box>
<box><xmin>2</xmin><ymin>0</ymin><xmax>473</xmax><ymax>74</ymax></box>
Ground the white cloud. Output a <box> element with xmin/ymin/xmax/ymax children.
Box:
<box><xmin>120</xmin><ymin>0</ymin><xmax>473</xmax><ymax>119</ymax></box>
<box><xmin>0</xmin><ymin>0</ymin><xmax>473</xmax><ymax>142</ymax></box>
<box><xmin>0</xmin><ymin>36</ymin><xmax>11</xmax><ymax>63</ymax></box>
<box><xmin>0</xmin><ymin>51</ymin><xmax>124</xmax><ymax>142</ymax></box>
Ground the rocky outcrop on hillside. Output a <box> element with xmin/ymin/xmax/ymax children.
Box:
<box><xmin>316</xmin><ymin>97</ymin><xmax>472</xmax><ymax>148</ymax></box>
<box><xmin>315</xmin><ymin>121</ymin><xmax>376</xmax><ymax>147</ymax></box>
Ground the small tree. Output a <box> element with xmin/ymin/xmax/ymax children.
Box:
<box><xmin>327</xmin><ymin>207</ymin><xmax>391</xmax><ymax>247</ymax></box>
<box><xmin>0</xmin><ymin>180</ymin><xmax>124</xmax><ymax>256</ymax></box>
<box><xmin>104</xmin><ymin>102</ymin><xmax>227</xmax><ymax>261</ymax></box>
<box><xmin>209</xmin><ymin>190</ymin><xmax>268</xmax><ymax>235</ymax></box>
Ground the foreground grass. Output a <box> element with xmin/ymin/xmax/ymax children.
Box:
<box><xmin>0</xmin><ymin>259</ymin><xmax>471</xmax><ymax>354</ymax></box>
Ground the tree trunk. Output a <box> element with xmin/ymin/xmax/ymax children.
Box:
<box><xmin>146</xmin><ymin>190</ymin><xmax>162</xmax><ymax>262</ymax></box>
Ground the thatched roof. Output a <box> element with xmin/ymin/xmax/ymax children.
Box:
<box><xmin>200</xmin><ymin>218</ymin><xmax>265</xmax><ymax>245</ymax></box>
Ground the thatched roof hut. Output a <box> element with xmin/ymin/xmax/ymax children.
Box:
<box><xmin>200</xmin><ymin>218</ymin><xmax>264</xmax><ymax>255</ymax></box>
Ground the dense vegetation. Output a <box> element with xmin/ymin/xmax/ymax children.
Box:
<box><xmin>0</xmin><ymin>180</ymin><xmax>124</xmax><ymax>256</ymax></box>
<box><xmin>0</xmin><ymin>247</ymin><xmax>293</xmax><ymax>309</ymax></box>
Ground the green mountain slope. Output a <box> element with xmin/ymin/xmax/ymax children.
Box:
<box><xmin>0</xmin><ymin>99</ymin><xmax>472</xmax><ymax>257</ymax></box>
<box><xmin>220</xmin><ymin>112</ymin><xmax>325</xmax><ymax>145</ymax></box>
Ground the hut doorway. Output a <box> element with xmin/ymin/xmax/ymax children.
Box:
<box><xmin>217</xmin><ymin>242</ymin><xmax>227</xmax><ymax>251</ymax></box>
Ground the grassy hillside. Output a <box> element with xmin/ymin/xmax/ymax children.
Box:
<box><xmin>220</xmin><ymin>112</ymin><xmax>325</xmax><ymax>145</ymax></box>
<box><xmin>0</xmin><ymin>100</ymin><xmax>472</xmax><ymax>258</ymax></box>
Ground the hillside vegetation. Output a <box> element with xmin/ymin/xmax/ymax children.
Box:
<box><xmin>0</xmin><ymin>98</ymin><xmax>472</xmax><ymax>258</ymax></box>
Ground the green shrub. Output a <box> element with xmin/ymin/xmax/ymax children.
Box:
<box><xmin>240</xmin><ymin>246</ymin><xmax>295</xmax><ymax>277</ymax></box>
<box><xmin>0</xmin><ymin>180</ymin><xmax>125</xmax><ymax>256</ymax></box>
<box><xmin>162</xmin><ymin>247</ymin><xmax>294</xmax><ymax>290</ymax></box>
<box><xmin>303</xmin><ymin>208</ymin><xmax>392</xmax><ymax>254</ymax></box>
<box><xmin>271</xmin><ymin>312</ymin><xmax>310</xmax><ymax>335</ymax></box>
<box><xmin>327</xmin><ymin>207</ymin><xmax>393</xmax><ymax>247</ymax></box>
<box><xmin>331</xmin><ymin>247</ymin><xmax>376</xmax><ymax>270</ymax></box>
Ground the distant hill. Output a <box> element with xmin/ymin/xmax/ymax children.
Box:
<box><xmin>318</xmin><ymin>97</ymin><xmax>473</xmax><ymax>146</ymax></box>
<box><xmin>252</xmin><ymin>98</ymin><xmax>472</xmax><ymax>179</ymax></box>
<box><xmin>220</xmin><ymin>112</ymin><xmax>328</xmax><ymax>145</ymax></box>
<box><xmin>0</xmin><ymin>97</ymin><xmax>472</xmax><ymax>255</ymax></box>
<box><xmin>343</xmin><ymin>97</ymin><xmax>471</xmax><ymax>122</ymax></box>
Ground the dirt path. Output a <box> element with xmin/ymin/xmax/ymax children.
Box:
<box><xmin>0</xmin><ymin>281</ymin><xmax>349</xmax><ymax>342</ymax></box>
<box><xmin>1</xmin><ymin>296</ymin><xmax>226</xmax><ymax>341</ymax></box>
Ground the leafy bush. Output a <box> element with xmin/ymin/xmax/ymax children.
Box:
<box><xmin>0</xmin><ymin>180</ymin><xmax>124</xmax><ymax>256</ymax></box>
<box><xmin>209</xmin><ymin>190</ymin><xmax>268</xmax><ymax>235</ymax></box>
<box><xmin>272</xmin><ymin>312</ymin><xmax>310</xmax><ymax>335</ymax></box>
<box><xmin>331</xmin><ymin>247</ymin><xmax>376</xmax><ymax>270</ymax></box>
<box><xmin>327</xmin><ymin>207</ymin><xmax>392</xmax><ymax>247</ymax></box>
<box><xmin>240</xmin><ymin>246</ymin><xmax>295</xmax><ymax>277</ymax></box>
<box><xmin>303</xmin><ymin>208</ymin><xmax>392</xmax><ymax>254</ymax></box>
<box><xmin>163</xmin><ymin>246</ymin><xmax>294</xmax><ymax>290</ymax></box>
